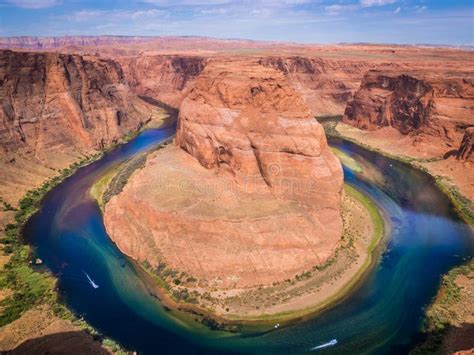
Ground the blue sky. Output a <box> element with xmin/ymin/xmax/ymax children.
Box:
<box><xmin>0</xmin><ymin>0</ymin><xmax>473</xmax><ymax>45</ymax></box>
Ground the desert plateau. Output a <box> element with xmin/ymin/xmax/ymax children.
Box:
<box><xmin>0</xmin><ymin>1</ymin><xmax>473</xmax><ymax>354</ymax></box>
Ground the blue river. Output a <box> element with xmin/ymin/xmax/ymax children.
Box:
<box><xmin>23</xmin><ymin>120</ymin><xmax>473</xmax><ymax>354</ymax></box>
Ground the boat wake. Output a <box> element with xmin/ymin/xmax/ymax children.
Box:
<box><xmin>310</xmin><ymin>339</ymin><xmax>338</xmax><ymax>351</ymax></box>
<box><xmin>83</xmin><ymin>271</ymin><xmax>99</xmax><ymax>289</ymax></box>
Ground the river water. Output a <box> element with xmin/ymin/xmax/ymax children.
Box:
<box><xmin>23</xmin><ymin>122</ymin><xmax>473</xmax><ymax>354</ymax></box>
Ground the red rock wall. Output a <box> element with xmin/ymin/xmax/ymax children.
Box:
<box><xmin>259</xmin><ymin>56</ymin><xmax>377</xmax><ymax>116</ymax></box>
<box><xmin>0</xmin><ymin>50</ymin><xmax>152</xmax><ymax>155</ymax></box>
<box><xmin>176</xmin><ymin>59</ymin><xmax>343</xmax><ymax>206</ymax></box>
<box><xmin>118</xmin><ymin>55</ymin><xmax>207</xmax><ymax>108</ymax></box>
<box><xmin>343</xmin><ymin>70</ymin><xmax>474</xmax><ymax>147</ymax></box>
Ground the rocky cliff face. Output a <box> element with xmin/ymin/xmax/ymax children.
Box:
<box><xmin>457</xmin><ymin>127</ymin><xmax>474</xmax><ymax>161</ymax></box>
<box><xmin>118</xmin><ymin>55</ymin><xmax>206</xmax><ymax>107</ymax></box>
<box><xmin>259</xmin><ymin>56</ymin><xmax>377</xmax><ymax>116</ymax></box>
<box><xmin>343</xmin><ymin>72</ymin><xmax>434</xmax><ymax>133</ymax></box>
<box><xmin>343</xmin><ymin>70</ymin><xmax>474</xmax><ymax>147</ymax></box>
<box><xmin>0</xmin><ymin>49</ymin><xmax>160</xmax><ymax>204</ymax></box>
<box><xmin>177</xmin><ymin>59</ymin><xmax>343</xmax><ymax>204</ymax></box>
<box><xmin>0</xmin><ymin>50</ymin><xmax>153</xmax><ymax>154</ymax></box>
<box><xmin>104</xmin><ymin>60</ymin><xmax>344</xmax><ymax>289</ymax></box>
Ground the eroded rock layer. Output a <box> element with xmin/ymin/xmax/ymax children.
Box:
<box><xmin>0</xmin><ymin>49</ymin><xmax>161</xmax><ymax>204</ymax></box>
<box><xmin>259</xmin><ymin>56</ymin><xmax>378</xmax><ymax>116</ymax></box>
<box><xmin>177</xmin><ymin>59</ymin><xmax>343</xmax><ymax>204</ymax></box>
<box><xmin>104</xmin><ymin>60</ymin><xmax>344</xmax><ymax>289</ymax></box>
<box><xmin>0</xmin><ymin>50</ymin><xmax>153</xmax><ymax>154</ymax></box>
<box><xmin>118</xmin><ymin>55</ymin><xmax>207</xmax><ymax>107</ymax></box>
<box><xmin>457</xmin><ymin>127</ymin><xmax>474</xmax><ymax>161</ymax></box>
<box><xmin>343</xmin><ymin>70</ymin><xmax>474</xmax><ymax>148</ymax></box>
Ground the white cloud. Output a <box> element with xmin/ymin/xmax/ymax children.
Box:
<box><xmin>5</xmin><ymin>0</ymin><xmax>60</xmax><ymax>8</ymax></box>
<box><xmin>414</xmin><ymin>5</ymin><xmax>427</xmax><ymax>12</ymax></box>
<box><xmin>142</xmin><ymin>0</ymin><xmax>311</xmax><ymax>5</ymax></box>
<box><xmin>63</xmin><ymin>9</ymin><xmax>167</xmax><ymax>22</ymax></box>
<box><xmin>325</xmin><ymin>4</ymin><xmax>358</xmax><ymax>15</ymax></box>
<box><xmin>360</xmin><ymin>0</ymin><xmax>396</xmax><ymax>8</ymax></box>
<box><xmin>142</xmin><ymin>0</ymin><xmax>231</xmax><ymax>5</ymax></box>
<box><xmin>394</xmin><ymin>6</ymin><xmax>400</xmax><ymax>14</ymax></box>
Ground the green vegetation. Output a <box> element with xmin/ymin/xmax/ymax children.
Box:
<box><xmin>435</xmin><ymin>177</ymin><xmax>474</xmax><ymax>226</ymax></box>
<box><xmin>0</xmin><ymin>246</ymin><xmax>56</xmax><ymax>326</ymax></box>
<box><xmin>411</xmin><ymin>262</ymin><xmax>474</xmax><ymax>354</ymax></box>
<box><xmin>344</xmin><ymin>184</ymin><xmax>384</xmax><ymax>252</ymax></box>
<box><xmin>0</xmin><ymin>152</ymin><xmax>129</xmax><ymax>353</ymax></box>
<box><xmin>0</xmin><ymin>154</ymin><xmax>101</xmax><ymax>326</ymax></box>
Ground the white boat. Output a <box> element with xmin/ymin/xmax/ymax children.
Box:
<box><xmin>310</xmin><ymin>339</ymin><xmax>338</xmax><ymax>351</ymax></box>
<box><xmin>274</xmin><ymin>323</ymin><xmax>280</xmax><ymax>329</ymax></box>
<box><xmin>83</xmin><ymin>271</ymin><xmax>99</xmax><ymax>289</ymax></box>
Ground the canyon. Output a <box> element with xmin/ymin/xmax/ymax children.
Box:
<box><xmin>0</xmin><ymin>36</ymin><xmax>472</xmax><ymax>352</ymax></box>
<box><xmin>0</xmin><ymin>49</ymin><xmax>164</xmax><ymax>205</ymax></box>
<box><xmin>343</xmin><ymin>69</ymin><xmax>474</xmax><ymax>155</ymax></box>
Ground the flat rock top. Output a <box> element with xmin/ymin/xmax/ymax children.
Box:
<box><xmin>127</xmin><ymin>146</ymin><xmax>302</xmax><ymax>220</ymax></box>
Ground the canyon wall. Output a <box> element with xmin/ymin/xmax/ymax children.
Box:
<box><xmin>118</xmin><ymin>55</ymin><xmax>207</xmax><ymax>107</ymax></box>
<box><xmin>259</xmin><ymin>56</ymin><xmax>385</xmax><ymax>116</ymax></box>
<box><xmin>343</xmin><ymin>70</ymin><xmax>474</xmax><ymax>149</ymax></box>
<box><xmin>0</xmin><ymin>50</ymin><xmax>155</xmax><ymax>154</ymax></box>
<box><xmin>0</xmin><ymin>49</ymin><xmax>159</xmax><ymax>203</ymax></box>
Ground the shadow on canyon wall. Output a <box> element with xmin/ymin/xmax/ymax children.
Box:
<box><xmin>409</xmin><ymin>322</ymin><xmax>474</xmax><ymax>355</ymax></box>
<box><xmin>5</xmin><ymin>331</ymin><xmax>110</xmax><ymax>355</ymax></box>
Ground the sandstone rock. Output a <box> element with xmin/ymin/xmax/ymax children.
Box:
<box><xmin>104</xmin><ymin>60</ymin><xmax>344</xmax><ymax>289</ymax></box>
<box><xmin>0</xmin><ymin>49</ymin><xmax>153</xmax><ymax>155</ymax></box>
<box><xmin>259</xmin><ymin>56</ymin><xmax>374</xmax><ymax>116</ymax></box>
<box><xmin>176</xmin><ymin>59</ymin><xmax>343</xmax><ymax>205</ymax></box>
<box><xmin>343</xmin><ymin>70</ymin><xmax>474</xmax><ymax>147</ymax></box>
<box><xmin>104</xmin><ymin>146</ymin><xmax>343</xmax><ymax>289</ymax></box>
<box><xmin>457</xmin><ymin>127</ymin><xmax>474</xmax><ymax>161</ymax></box>
<box><xmin>119</xmin><ymin>55</ymin><xmax>206</xmax><ymax>107</ymax></box>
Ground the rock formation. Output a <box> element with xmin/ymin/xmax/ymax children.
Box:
<box><xmin>177</xmin><ymin>59</ymin><xmax>343</xmax><ymax>205</ymax></box>
<box><xmin>343</xmin><ymin>70</ymin><xmax>474</xmax><ymax>147</ymax></box>
<box><xmin>0</xmin><ymin>49</ymin><xmax>161</xmax><ymax>204</ymax></box>
<box><xmin>0</xmin><ymin>49</ymin><xmax>154</xmax><ymax>155</ymax></box>
<box><xmin>457</xmin><ymin>127</ymin><xmax>474</xmax><ymax>161</ymax></box>
<box><xmin>259</xmin><ymin>56</ymin><xmax>374</xmax><ymax>116</ymax></box>
<box><xmin>118</xmin><ymin>55</ymin><xmax>206</xmax><ymax>107</ymax></box>
<box><xmin>104</xmin><ymin>60</ymin><xmax>344</xmax><ymax>289</ymax></box>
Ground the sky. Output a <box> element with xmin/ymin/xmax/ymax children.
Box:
<box><xmin>0</xmin><ymin>0</ymin><xmax>473</xmax><ymax>45</ymax></box>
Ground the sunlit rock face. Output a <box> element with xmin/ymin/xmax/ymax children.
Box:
<box><xmin>343</xmin><ymin>70</ymin><xmax>474</xmax><ymax>149</ymax></box>
<box><xmin>0</xmin><ymin>49</ymin><xmax>152</xmax><ymax>154</ymax></box>
<box><xmin>176</xmin><ymin>59</ymin><xmax>343</xmax><ymax>206</ymax></box>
